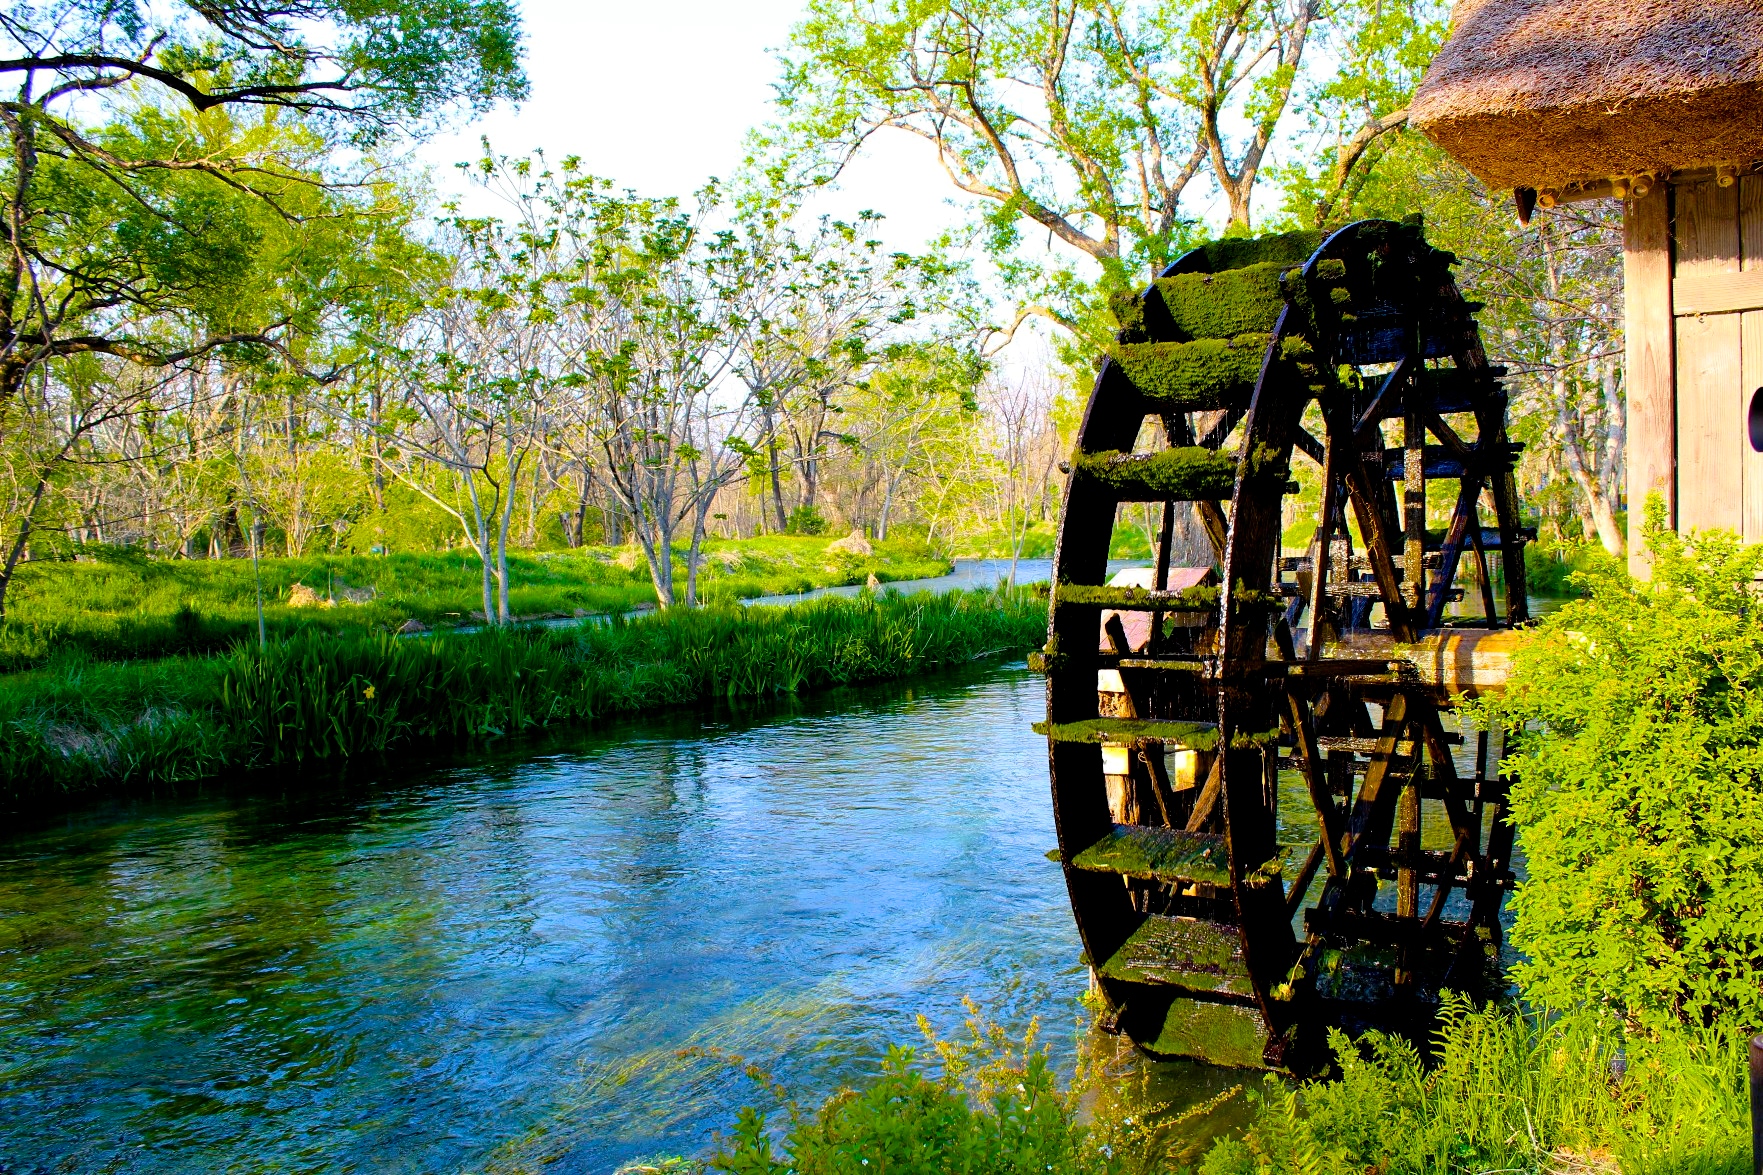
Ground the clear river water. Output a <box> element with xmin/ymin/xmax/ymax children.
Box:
<box><xmin>0</xmin><ymin>662</ymin><xmax>1133</xmax><ymax>1173</ymax></box>
<box><xmin>1</xmin><ymin>565</ymin><xmax>1553</xmax><ymax>1172</ymax></box>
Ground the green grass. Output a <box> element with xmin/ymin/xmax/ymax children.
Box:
<box><xmin>0</xmin><ymin>587</ymin><xmax>1044</xmax><ymax>807</ymax></box>
<box><xmin>0</xmin><ymin>536</ymin><xmax>949</xmax><ymax>670</ymax></box>
<box><xmin>688</xmin><ymin>996</ymin><xmax>1752</xmax><ymax>1175</ymax></box>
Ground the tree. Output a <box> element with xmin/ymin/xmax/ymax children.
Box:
<box><xmin>0</xmin><ymin>0</ymin><xmax>525</xmax><ymax>405</ymax></box>
<box><xmin>835</xmin><ymin>342</ymin><xmax>984</xmax><ymax>540</ymax></box>
<box><xmin>774</xmin><ymin>0</ymin><xmax>1438</xmax><ymax>339</ymax></box>
<box><xmin>730</xmin><ymin>207</ymin><xmax>954</xmax><ymax>531</ymax></box>
<box><xmin>378</xmin><ymin>202</ymin><xmax>554</xmax><ymax>624</ymax></box>
<box><xmin>0</xmin><ymin>0</ymin><xmax>524</xmax><ymax>617</ymax></box>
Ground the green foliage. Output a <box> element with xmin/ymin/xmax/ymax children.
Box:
<box><xmin>1524</xmin><ymin>537</ymin><xmax>1610</xmax><ymax>597</ymax></box>
<box><xmin>786</xmin><ymin>506</ymin><xmax>829</xmax><ymax>536</ymax></box>
<box><xmin>0</xmin><ymin>588</ymin><xmax>1047</xmax><ymax>804</ymax></box>
<box><xmin>1472</xmin><ymin>513</ymin><xmax>1763</xmax><ymax>1033</ymax></box>
<box><xmin>0</xmin><ymin>537</ymin><xmax>949</xmax><ymax>669</ymax></box>
<box><xmin>699</xmin><ymin>996</ymin><xmax>1749</xmax><ymax>1175</ymax></box>
<box><xmin>1205</xmin><ymin>998</ymin><xmax>1751</xmax><ymax>1175</ymax></box>
<box><xmin>708</xmin><ymin>1004</ymin><xmax>1109</xmax><ymax>1175</ymax></box>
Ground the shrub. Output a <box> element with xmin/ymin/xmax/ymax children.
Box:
<box><xmin>707</xmin><ymin>1004</ymin><xmax>1108</xmax><ymax>1175</ymax></box>
<box><xmin>1473</xmin><ymin>509</ymin><xmax>1763</xmax><ymax>1032</ymax></box>
<box><xmin>1205</xmin><ymin>997</ymin><xmax>1750</xmax><ymax>1175</ymax></box>
<box><xmin>786</xmin><ymin>505</ymin><xmax>829</xmax><ymax>536</ymax></box>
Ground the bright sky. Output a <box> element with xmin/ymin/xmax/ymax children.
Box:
<box><xmin>414</xmin><ymin>0</ymin><xmax>963</xmax><ymax>254</ymax></box>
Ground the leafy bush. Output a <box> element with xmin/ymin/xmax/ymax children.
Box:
<box><xmin>786</xmin><ymin>505</ymin><xmax>829</xmax><ymax>536</ymax></box>
<box><xmin>1474</xmin><ymin>513</ymin><xmax>1763</xmax><ymax>1032</ymax></box>
<box><xmin>1524</xmin><ymin>537</ymin><xmax>1612</xmax><ymax>597</ymax></box>
<box><xmin>708</xmin><ymin>1004</ymin><xmax>1107</xmax><ymax>1175</ymax></box>
<box><xmin>1205</xmin><ymin>997</ymin><xmax>1750</xmax><ymax>1175</ymax></box>
<box><xmin>696</xmin><ymin>996</ymin><xmax>1749</xmax><ymax>1175</ymax></box>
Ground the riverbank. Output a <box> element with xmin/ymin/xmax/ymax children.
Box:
<box><xmin>1</xmin><ymin>587</ymin><xmax>1046</xmax><ymax>809</ymax></box>
<box><xmin>0</xmin><ymin>535</ymin><xmax>949</xmax><ymax>670</ymax></box>
<box><xmin>692</xmin><ymin>996</ymin><xmax>1751</xmax><ymax>1175</ymax></box>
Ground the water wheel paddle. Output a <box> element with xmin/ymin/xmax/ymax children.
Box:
<box><xmin>1035</xmin><ymin>220</ymin><xmax>1528</xmax><ymax>1069</ymax></box>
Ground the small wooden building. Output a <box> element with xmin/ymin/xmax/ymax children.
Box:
<box><xmin>1409</xmin><ymin>0</ymin><xmax>1763</xmax><ymax>575</ymax></box>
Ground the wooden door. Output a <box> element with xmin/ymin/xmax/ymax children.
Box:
<box><xmin>1672</xmin><ymin>176</ymin><xmax>1763</xmax><ymax>540</ymax></box>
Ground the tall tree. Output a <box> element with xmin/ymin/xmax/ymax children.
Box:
<box><xmin>773</xmin><ymin>0</ymin><xmax>1438</xmax><ymax>340</ymax></box>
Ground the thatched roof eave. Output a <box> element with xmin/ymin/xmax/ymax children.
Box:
<box><xmin>1411</xmin><ymin>0</ymin><xmax>1763</xmax><ymax>191</ymax></box>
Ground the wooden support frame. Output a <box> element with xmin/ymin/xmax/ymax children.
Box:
<box><xmin>1625</xmin><ymin>184</ymin><xmax>1674</xmax><ymax>576</ymax></box>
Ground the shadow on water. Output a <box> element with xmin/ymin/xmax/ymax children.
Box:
<box><xmin>0</xmin><ymin>657</ymin><xmax>1261</xmax><ymax>1174</ymax></box>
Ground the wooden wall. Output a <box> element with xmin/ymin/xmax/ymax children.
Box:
<box><xmin>1673</xmin><ymin>176</ymin><xmax>1763</xmax><ymax>537</ymax></box>
<box><xmin>1626</xmin><ymin>175</ymin><xmax>1763</xmax><ymax>576</ymax></box>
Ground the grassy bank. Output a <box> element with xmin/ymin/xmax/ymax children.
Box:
<box><xmin>1</xmin><ymin>587</ymin><xmax>1045</xmax><ymax>808</ymax></box>
<box><xmin>0</xmin><ymin>536</ymin><xmax>950</xmax><ymax>671</ymax></box>
<box><xmin>679</xmin><ymin>997</ymin><xmax>1750</xmax><ymax>1175</ymax></box>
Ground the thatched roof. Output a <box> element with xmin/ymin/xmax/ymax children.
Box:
<box><xmin>1410</xmin><ymin>0</ymin><xmax>1763</xmax><ymax>191</ymax></box>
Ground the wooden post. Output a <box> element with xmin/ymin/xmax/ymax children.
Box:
<box><xmin>1751</xmin><ymin>1033</ymin><xmax>1762</xmax><ymax>1175</ymax></box>
<box><xmin>1625</xmin><ymin>185</ymin><xmax>1674</xmax><ymax>578</ymax></box>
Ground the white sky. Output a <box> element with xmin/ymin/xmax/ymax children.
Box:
<box><xmin>414</xmin><ymin>0</ymin><xmax>964</xmax><ymax>255</ymax></box>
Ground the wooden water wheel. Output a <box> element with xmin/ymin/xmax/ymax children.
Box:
<box><xmin>1035</xmin><ymin>220</ymin><xmax>1529</xmax><ymax>1070</ymax></box>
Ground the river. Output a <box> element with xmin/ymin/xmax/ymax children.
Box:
<box><xmin>0</xmin><ymin>662</ymin><xmax>1117</xmax><ymax>1172</ymax></box>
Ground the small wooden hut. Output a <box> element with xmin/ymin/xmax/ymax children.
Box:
<box><xmin>1409</xmin><ymin>0</ymin><xmax>1763</xmax><ymax>575</ymax></box>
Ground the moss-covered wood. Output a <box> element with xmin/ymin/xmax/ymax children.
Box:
<box><xmin>1109</xmin><ymin>334</ymin><xmax>1269</xmax><ymax>409</ymax></box>
<box><xmin>1053</xmin><ymin>582</ymin><xmax>1219</xmax><ymax>611</ymax></box>
<box><xmin>1179</xmin><ymin>230</ymin><xmax>1320</xmax><ymax>275</ymax></box>
<box><xmin>1153</xmin><ymin>263</ymin><xmax>1290</xmax><ymax>341</ymax></box>
<box><xmin>1071</xmin><ymin>824</ymin><xmax>1231</xmax><ymax>886</ymax></box>
<box><xmin>1145</xmin><ymin>997</ymin><xmax>1270</xmax><ymax>1067</ymax></box>
<box><xmin>1072</xmin><ymin>447</ymin><xmax>1237</xmax><ymax>501</ymax></box>
<box><xmin>1032</xmin><ymin>717</ymin><xmax>1219</xmax><ymax>750</ymax></box>
<box><xmin>1099</xmin><ymin>913</ymin><xmax>1254</xmax><ymax>996</ymax></box>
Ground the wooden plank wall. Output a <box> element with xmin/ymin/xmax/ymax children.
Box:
<box><xmin>1673</xmin><ymin>179</ymin><xmax>1743</xmax><ymax>537</ymax></box>
<box><xmin>1668</xmin><ymin>176</ymin><xmax>1763</xmax><ymax>547</ymax></box>
<box><xmin>1742</xmin><ymin>177</ymin><xmax>1763</xmax><ymax>541</ymax></box>
<box><xmin>1625</xmin><ymin>185</ymin><xmax>1674</xmax><ymax>576</ymax></box>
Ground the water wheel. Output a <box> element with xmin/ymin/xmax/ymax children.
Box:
<box><xmin>1036</xmin><ymin>220</ymin><xmax>1529</xmax><ymax>1070</ymax></box>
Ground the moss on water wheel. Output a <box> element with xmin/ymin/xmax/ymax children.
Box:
<box><xmin>1041</xmin><ymin>220</ymin><xmax>1528</xmax><ymax>1073</ymax></box>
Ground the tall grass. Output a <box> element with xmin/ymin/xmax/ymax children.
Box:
<box><xmin>0</xmin><ymin>536</ymin><xmax>950</xmax><ymax>670</ymax></box>
<box><xmin>691</xmin><ymin>997</ymin><xmax>1751</xmax><ymax>1175</ymax></box>
<box><xmin>0</xmin><ymin>588</ymin><xmax>1045</xmax><ymax>806</ymax></box>
<box><xmin>1205</xmin><ymin>996</ymin><xmax>1752</xmax><ymax>1175</ymax></box>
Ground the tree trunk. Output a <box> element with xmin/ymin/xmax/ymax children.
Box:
<box><xmin>0</xmin><ymin>476</ymin><xmax>48</xmax><ymax>622</ymax></box>
<box><xmin>767</xmin><ymin>432</ymin><xmax>788</xmax><ymax>532</ymax></box>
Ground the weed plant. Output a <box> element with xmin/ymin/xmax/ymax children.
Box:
<box><xmin>694</xmin><ymin>997</ymin><xmax>1750</xmax><ymax>1175</ymax></box>
<box><xmin>0</xmin><ymin>588</ymin><xmax>1043</xmax><ymax>805</ymax></box>
<box><xmin>0</xmin><ymin>536</ymin><xmax>949</xmax><ymax>670</ymax></box>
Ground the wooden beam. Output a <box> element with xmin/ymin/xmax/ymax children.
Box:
<box><xmin>1624</xmin><ymin>183</ymin><xmax>1674</xmax><ymax>577</ymax></box>
<box><xmin>1672</xmin><ymin>271</ymin><xmax>1763</xmax><ymax>316</ymax></box>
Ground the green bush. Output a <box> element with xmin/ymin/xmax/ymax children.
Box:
<box><xmin>1205</xmin><ymin>997</ymin><xmax>1750</xmax><ymax>1175</ymax></box>
<box><xmin>785</xmin><ymin>506</ymin><xmax>829</xmax><ymax>536</ymax></box>
<box><xmin>1474</xmin><ymin>511</ymin><xmax>1763</xmax><ymax>1032</ymax></box>
<box><xmin>696</xmin><ymin>996</ymin><xmax>1750</xmax><ymax>1175</ymax></box>
<box><xmin>1524</xmin><ymin>537</ymin><xmax>1611</xmax><ymax>597</ymax></box>
<box><xmin>708</xmin><ymin>1006</ymin><xmax>1108</xmax><ymax>1175</ymax></box>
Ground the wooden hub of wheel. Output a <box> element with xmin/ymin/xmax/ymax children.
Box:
<box><xmin>1035</xmin><ymin>221</ymin><xmax>1529</xmax><ymax>1069</ymax></box>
